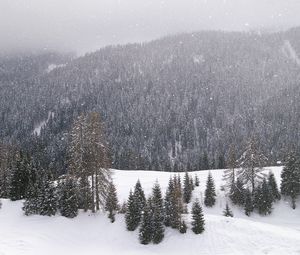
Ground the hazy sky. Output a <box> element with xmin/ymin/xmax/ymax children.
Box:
<box><xmin>1</xmin><ymin>0</ymin><xmax>300</xmax><ymax>54</ymax></box>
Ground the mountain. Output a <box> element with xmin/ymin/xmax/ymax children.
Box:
<box><xmin>1</xmin><ymin>28</ymin><xmax>300</xmax><ymax>174</ymax></box>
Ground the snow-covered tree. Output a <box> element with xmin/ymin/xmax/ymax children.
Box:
<box><xmin>268</xmin><ymin>172</ymin><xmax>281</xmax><ymax>201</ymax></box>
<box><xmin>281</xmin><ymin>151</ymin><xmax>300</xmax><ymax>209</ymax></box>
<box><xmin>229</xmin><ymin>178</ymin><xmax>245</xmax><ymax>206</ymax></box>
<box><xmin>222</xmin><ymin>144</ymin><xmax>237</xmax><ymax>193</ymax></box>
<box><xmin>139</xmin><ymin>198</ymin><xmax>153</xmax><ymax>245</ymax></box>
<box><xmin>57</xmin><ymin>176</ymin><xmax>79</xmax><ymax>218</ymax></box>
<box><xmin>237</xmin><ymin>137</ymin><xmax>267</xmax><ymax>192</ymax></box>
<box><xmin>133</xmin><ymin>179</ymin><xmax>146</xmax><ymax>223</ymax></box>
<box><xmin>105</xmin><ymin>181</ymin><xmax>119</xmax><ymax>223</ymax></box>
<box><xmin>204</xmin><ymin>172</ymin><xmax>216</xmax><ymax>207</ymax></box>
<box><xmin>179</xmin><ymin>220</ymin><xmax>187</xmax><ymax>233</ymax></box>
<box><xmin>223</xmin><ymin>203</ymin><xmax>234</xmax><ymax>217</ymax></box>
<box><xmin>152</xmin><ymin>182</ymin><xmax>164</xmax><ymax>244</ymax></box>
<box><xmin>191</xmin><ymin>199</ymin><xmax>205</xmax><ymax>234</ymax></box>
<box><xmin>68</xmin><ymin>113</ymin><xmax>111</xmax><ymax>212</ymax></box>
<box><xmin>183</xmin><ymin>172</ymin><xmax>192</xmax><ymax>203</ymax></box>
<box><xmin>244</xmin><ymin>189</ymin><xmax>253</xmax><ymax>216</ymax></box>
<box><xmin>9</xmin><ymin>151</ymin><xmax>31</xmax><ymax>201</ymax></box>
<box><xmin>256</xmin><ymin>179</ymin><xmax>273</xmax><ymax>215</ymax></box>
<box><xmin>125</xmin><ymin>190</ymin><xmax>140</xmax><ymax>231</ymax></box>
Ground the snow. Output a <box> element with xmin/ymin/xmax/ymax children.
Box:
<box><xmin>33</xmin><ymin>111</ymin><xmax>54</xmax><ymax>136</ymax></box>
<box><xmin>1</xmin><ymin>166</ymin><xmax>300</xmax><ymax>255</ymax></box>
<box><xmin>46</xmin><ymin>64</ymin><xmax>66</xmax><ymax>73</ymax></box>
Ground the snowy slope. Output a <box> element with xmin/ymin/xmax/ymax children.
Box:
<box><xmin>0</xmin><ymin>166</ymin><xmax>300</xmax><ymax>255</ymax></box>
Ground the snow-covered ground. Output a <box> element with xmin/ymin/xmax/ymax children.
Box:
<box><xmin>0</xmin><ymin>166</ymin><xmax>300</xmax><ymax>255</ymax></box>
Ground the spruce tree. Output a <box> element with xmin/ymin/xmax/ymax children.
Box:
<box><xmin>125</xmin><ymin>190</ymin><xmax>140</xmax><ymax>231</ymax></box>
<box><xmin>204</xmin><ymin>172</ymin><xmax>216</xmax><ymax>207</ymax></box>
<box><xmin>244</xmin><ymin>189</ymin><xmax>253</xmax><ymax>216</ymax></box>
<box><xmin>105</xmin><ymin>181</ymin><xmax>119</xmax><ymax>223</ymax></box>
<box><xmin>281</xmin><ymin>151</ymin><xmax>300</xmax><ymax>209</ymax></box>
<box><xmin>237</xmin><ymin>137</ymin><xmax>267</xmax><ymax>192</ymax></box>
<box><xmin>183</xmin><ymin>172</ymin><xmax>192</xmax><ymax>203</ymax></box>
<box><xmin>195</xmin><ymin>174</ymin><xmax>200</xmax><ymax>187</ymax></box>
<box><xmin>133</xmin><ymin>179</ymin><xmax>146</xmax><ymax>223</ymax></box>
<box><xmin>139</xmin><ymin>198</ymin><xmax>153</xmax><ymax>245</ymax></box>
<box><xmin>268</xmin><ymin>172</ymin><xmax>281</xmax><ymax>201</ymax></box>
<box><xmin>39</xmin><ymin>179</ymin><xmax>57</xmax><ymax>216</ymax></box>
<box><xmin>223</xmin><ymin>203</ymin><xmax>233</xmax><ymax>217</ymax></box>
<box><xmin>257</xmin><ymin>179</ymin><xmax>273</xmax><ymax>215</ymax></box>
<box><xmin>191</xmin><ymin>199</ymin><xmax>205</xmax><ymax>234</ymax></box>
<box><xmin>229</xmin><ymin>178</ymin><xmax>245</xmax><ymax>206</ymax></box>
<box><xmin>9</xmin><ymin>151</ymin><xmax>31</xmax><ymax>201</ymax></box>
<box><xmin>57</xmin><ymin>177</ymin><xmax>79</xmax><ymax>218</ymax></box>
<box><xmin>152</xmin><ymin>182</ymin><xmax>164</xmax><ymax>244</ymax></box>
<box><xmin>164</xmin><ymin>177</ymin><xmax>173</xmax><ymax>227</ymax></box>
<box><xmin>171</xmin><ymin>176</ymin><xmax>183</xmax><ymax>228</ymax></box>
<box><xmin>179</xmin><ymin>220</ymin><xmax>187</xmax><ymax>233</ymax></box>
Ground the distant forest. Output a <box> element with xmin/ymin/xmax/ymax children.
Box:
<box><xmin>1</xmin><ymin>28</ymin><xmax>300</xmax><ymax>175</ymax></box>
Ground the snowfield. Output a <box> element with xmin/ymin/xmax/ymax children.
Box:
<box><xmin>0</xmin><ymin>166</ymin><xmax>300</xmax><ymax>255</ymax></box>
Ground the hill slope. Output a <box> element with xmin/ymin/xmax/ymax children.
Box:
<box><xmin>0</xmin><ymin>167</ymin><xmax>300</xmax><ymax>255</ymax></box>
<box><xmin>1</xmin><ymin>29</ymin><xmax>300</xmax><ymax>174</ymax></box>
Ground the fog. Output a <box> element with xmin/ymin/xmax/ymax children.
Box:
<box><xmin>1</xmin><ymin>0</ymin><xmax>300</xmax><ymax>54</ymax></box>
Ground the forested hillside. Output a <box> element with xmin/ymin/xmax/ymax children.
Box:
<box><xmin>1</xmin><ymin>28</ymin><xmax>300</xmax><ymax>174</ymax></box>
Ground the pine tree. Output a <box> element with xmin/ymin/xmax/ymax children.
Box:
<box><xmin>39</xmin><ymin>178</ymin><xmax>57</xmax><ymax>216</ymax></box>
<box><xmin>256</xmin><ymin>179</ymin><xmax>273</xmax><ymax>215</ymax></box>
<box><xmin>77</xmin><ymin>176</ymin><xmax>92</xmax><ymax>211</ymax></box>
<box><xmin>105</xmin><ymin>181</ymin><xmax>119</xmax><ymax>223</ymax></box>
<box><xmin>223</xmin><ymin>203</ymin><xmax>234</xmax><ymax>217</ymax></box>
<box><xmin>171</xmin><ymin>176</ymin><xmax>183</xmax><ymax>228</ymax></box>
<box><xmin>57</xmin><ymin>177</ymin><xmax>79</xmax><ymax>218</ymax></box>
<box><xmin>237</xmin><ymin>137</ymin><xmax>267</xmax><ymax>192</ymax></box>
<box><xmin>125</xmin><ymin>190</ymin><xmax>140</xmax><ymax>231</ymax></box>
<box><xmin>179</xmin><ymin>220</ymin><xmax>187</xmax><ymax>233</ymax></box>
<box><xmin>139</xmin><ymin>198</ymin><xmax>153</xmax><ymax>245</ymax></box>
<box><xmin>229</xmin><ymin>178</ymin><xmax>245</xmax><ymax>206</ymax></box>
<box><xmin>133</xmin><ymin>179</ymin><xmax>146</xmax><ymax>223</ymax></box>
<box><xmin>152</xmin><ymin>182</ymin><xmax>164</xmax><ymax>244</ymax></box>
<box><xmin>0</xmin><ymin>144</ymin><xmax>12</xmax><ymax>198</ymax></box>
<box><xmin>268</xmin><ymin>172</ymin><xmax>281</xmax><ymax>201</ymax></box>
<box><xmin>195</xmin><ymin>174</ymin><xmax>200</xmax><ymax>187</ymax></box>
<box><xmin>183</xmin><ymin>172</ymin><xmax>192</xmax><ymax>203</ymax></box>
<box><xmin>164</xmin><ymin>177</ymin><xmax>173</xmax><ymax>227</ymax></box>
<box><xmin>204</xmin><ymin>172</ymin><xmax>216</xmax><ymax>207</ymax></box>
<box><xmin>244</xmin><ymin>189</ymin><xmax>253</xmax><ymax>216</ymax></box>
<box><xmin>191</xmin><ymin>199</ymin><xmax>205</xmax><ymax>234</ymax></box>
<box><xmin>281</xmin><ymin>151</ymin><xmax>300</xmax><ymax>209</ymax></box>
<box><xmin>9</xmin><ymin>151</ymin><xmax>31</xmax><ymax>201</ymax></box>
<box><xmin>23</xmin><ymin>182</ymin><xmax>40</xmax><ymax>215</ymax></box>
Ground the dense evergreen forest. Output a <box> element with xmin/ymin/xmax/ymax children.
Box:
<box><xmin>1</xmin><ymin>28</ymin><xmax>300</xmax><ymax>174</ymax></box>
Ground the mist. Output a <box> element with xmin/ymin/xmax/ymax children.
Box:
<box><xmin>1</xmin><ymin>0</ymin><xmax>300</xmax><ymax>54</ymax></box>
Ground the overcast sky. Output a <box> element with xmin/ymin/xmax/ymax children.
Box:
<box><xmin>1</xmin><ymin>0</ymin><xmax>300</xmax><ymax>54</ymax></box>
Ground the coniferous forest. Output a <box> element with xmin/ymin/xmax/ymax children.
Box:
<box><xmin>1</xmin><ymin>28</ymin><xmax>300</xmax><ymax>175</ymax></box>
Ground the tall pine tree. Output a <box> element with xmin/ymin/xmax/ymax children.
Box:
<box><xmin>204</xmin><ymin>172</ymin><xmax>216</xmax><ymax>207</ymax></box>
<box><xmin>191</xmin><ymin>199</ymin><xmax>205</xmax><ymax>234</ymax></box>
<box><xmin>105</xmin><ymin>181</ymin><xmax>119</xmax><ymax>223</ymax></box>
<box><xmin>281</xmin><ymin>151</ymin><xmax>300</xmax><ymax>209</ymax></box>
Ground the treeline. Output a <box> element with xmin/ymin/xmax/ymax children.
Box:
<box><xmin>0</xmin><ymin>112</ymin><xmax>113</xmax><ymax>217</ymax></box>
<box><xmin>223</xmin><ymin>140</ymin><xmax>300</xmax><ymax>212</ymax></box>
